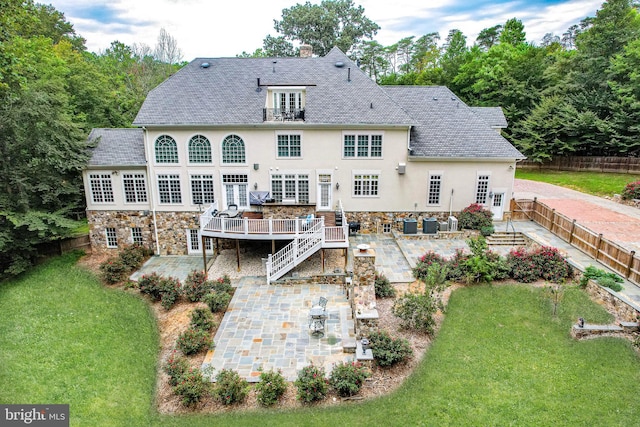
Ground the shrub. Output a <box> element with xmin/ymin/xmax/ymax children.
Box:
<box><xmin>173</xmin><ymin>368</ymin><xmax>210</xmax><ymax>407</ymax></box>
<box><xmin>413</xmin><ymin>251</ymin><xmax>447</xmax><ymax>282</ymax></box>
<box><xmin>190</xmin><ymin>308</ymin><xmax>216</xmax><ymax>332</ymax></box>
<box><xmin>211</xmin><ymin>275</ymin><xmax>233</xmax><ymax>295</ymax></box>
<box><xmin>203</xmin><ymin>291</ymin><xmax>231</xmax><ymax>313</ymax></box>
<box><xmin>374</xmin><ymin>272</ymin><xmax>396</xmax><ymax>298</ymax></box>
<box><xmin>99</xmin><ymin>257</ymin><xmax>127</xmax><ymax>284</ymax></box>
<box><xmin>580</xmin><ymin>265</ymin><xmax>624</xmax><ymax>289</ymax></box>
<box><xmin>393</xmin><ymin>292</ymin><xmax>439</xmax><ymax>334</ymax></box>
<box><xmin>597</xmin><ymin>276</ymin><xmax>623</xmax><ymax>292</ymax></box>
<box><xmin>507</xmin><ymin>246</ymin><xmax>572</xmax><ymax>283</ymax></box>
<box><xmin>458</xmin><ymin>203</ymin><xmax>493</xmax><ymax>230</ymax></box>
<box><xmin>368</xmin><ymin>330</ymin><xmax>413</xmax><ymax>368</ymax></box>
<box><xmin>329</xmin><ymin>361</ymin><xmax>370</xmax><ymax>397</ymax></box>
<box><xmin>621</xmin><ymin>180</ymin><xmax>640</xmax><ymax>200</ymax></box>
<box><xmin>183</xmin><ymin>270</ymin><xmax>212</xmax><ymax>302</ymax></box>
<box><xmin>255</xmin><ymin>369</ymin><xmax>287</xmax><ymax>406</ymax></box>
<box><xmin>177</xmin><ymin>326</ymin><xmax>211</xmax><ymax>355</ymax></box>
<box><xmin>214</xmin><ymin>369</ymin><xmax>249</xmax><ymax>405</ymax></box>
<box><xmin>164</xmin><ymin>351</ymin><xmax>189</xmax><ymax>386</ymax></box>
<box><xmin>118</xmin><ymin>244</ymin><xmax>147</xmax><ymax>270</ymax></box>
<box><xmin>294</xmin><ymin>364</ymin><xmax>328</xmax><ymax>403</ymax></box>
<box><xmin>480</xmin><ymin>225</ymin><xmax>495</xmax><ymax>236</ymax></box>
<box><xmin>446</xmin><ymin>249</ymin><xmax>471</xmax><ymax>282</ymax></box>
<box><xmin>421</xmin><ymin>262</ymin><xmax>449</xmax><ymax>294</ymax></box>
<box><xmin>159</xmin><ymin>276</ymin><xmax>182</xmax><ymax>310</ymax></box>
<box><xmin>138</xmin><ymin>272</ymin><xmax>163</xmax><ymax>300</ymax></box>
<box><xmin>506</xmin><ymin>247</ymin><xmax>540</xmax><ymax>283</ymax></box>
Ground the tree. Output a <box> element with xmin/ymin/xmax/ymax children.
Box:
<box><xmin>355</xmin><ymin>40</ymin><xmax>388</xmax><ymax>80</ymax></box>
<box><xmin>500</xmin><ymin>18</ymin><xmax>526</xmax><ymax>46</ymax></box>
<box><xmin>476</xmin><ymin>25</ymin><xmax>502</xmax><ymax>50</ymax></box>
<box><xmin>540</xmin><ymin>33</ymin><xmax>561</xmax><ymax>47</ymax></box>
<box><xmin>608</xmin><ymin>38</ymin><xmax>640</xmax><ymax>155</ymax></box>
<box><xmin>154</xmin><ymin>28</ymin><xmax>183</xmax><ymax>64</ymax></box>
<box><xmin>262</xmin><ymin>34</ymin><xmax>298</xmax><ymax>57</ymax></box>
<box><xmin>273</xmin><ymin>0</ymin><xmax>380</xmax><ymax>56</ymax></box>
<box><xmin>441</xmin><ymin>29</ymin><xmax>468</xmax><ymax>87</ymax></box>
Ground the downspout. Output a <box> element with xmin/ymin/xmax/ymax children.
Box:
<box><xmin>143</xmin><ymin>126</ymin><xmax>161</xmax><ymax>255</ymax></box>
<box><xmin>407</xmin><ymin>125</ymin><xmax>412</xmax><ymax>152</ymax></box>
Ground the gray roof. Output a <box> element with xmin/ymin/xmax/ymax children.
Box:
<box><xmin>87</xmin><ymin>128</ymin><xmax>146</xmax><ymax>167</ymax></box>
<box><xmin>133</xmin><ymin>47</ymin><xmax>414</xmax><ymax>126</ymax></box>
<box><xmin>383</xmin><ymin>86</ymin><xmax>524</xmax><ymax>159</ymax></box>
<box><xmin>470</xmin><ymin>107</ymin><xmax>508</xmax><ymax>128</ymax></box>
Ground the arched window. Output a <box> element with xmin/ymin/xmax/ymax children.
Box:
<box><xmin>154</xmin><ymin>135</ymin><xmax>178</xmax><ymax>163</ymax></box>
<box><xmin>221</xmin><ymin>134</ymin><xmax>245</xmax><ymax>164</ymax></box>
<box><xmin>188</xmin><ymin>135</ymin><xmax>212</xmax><ymax>163</ymax></box>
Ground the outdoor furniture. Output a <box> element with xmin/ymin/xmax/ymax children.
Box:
<box><xmin>308</xmin><ymin>306</ymin><xmax>327</xmax><ymax>337</ymax></box>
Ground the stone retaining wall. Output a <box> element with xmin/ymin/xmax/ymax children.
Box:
<box><xmin>584</xmin><ymin>280</ymin><xmax>640</xmax><ymax>322</ymax></box>
<box><xmin>344</xmin><ymin>211</ymin><xmax>459</xmax><ymax>234</ymax></box>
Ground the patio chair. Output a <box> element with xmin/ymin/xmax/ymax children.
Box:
<box><xmin>228</xmin><ymin>203</ymin><xmax>238</xmax><ymax>210</ymax></box>
<box><xmin>313</xmin><ymin>296</ymin><xmax>328</xmax><ymax>312</ymax></box>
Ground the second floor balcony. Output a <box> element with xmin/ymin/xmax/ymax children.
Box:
<box><xmin>263</xmin><ymin>108</ymin><xmax>305</xmax><ymax>122</ymax></box>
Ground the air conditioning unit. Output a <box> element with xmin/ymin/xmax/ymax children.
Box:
<box><xmin>448</xmin><ymin>216</ymin><xmax>458</xmax><ymax>232</ymax></box>
<box><xmin>439</xmin><ymin>221</ymin><xmax>449</xmax><ymax>232</ymax></box>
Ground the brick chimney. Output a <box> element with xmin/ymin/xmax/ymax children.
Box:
<box><xmin>300</xmin><ymin>45</ymin><xmax>313</xmax><ymax>58</ymax></box>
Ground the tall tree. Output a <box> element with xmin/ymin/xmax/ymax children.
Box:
<box><xmin>273</xmin><ymin>0</ymin><xmax>380</xmax><ymax>56</ymax></box>
<box><xmin>476</xmin><ymin>25</ymin><xmax>502</xmax><ymax>50</ymax></box>
<box><xmin>441</xmin><ymin>29</ymin><xmax>468</xmax><ymax>88</ymax></box>
<box><xmin>500</xmin><ymin>18</ymin><xmax>526</xmax><ymax>46</ymax></box>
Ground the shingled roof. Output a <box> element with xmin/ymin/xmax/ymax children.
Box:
<box><xmin>133</xmin><ymin>47</ymin><xmax>414</xmax><ymax>126</ymax></box>
<box><xmin>383</xmin><ymin>86</ymin><xmax>524</xmax><ymax>159</ymax></box>
<box><xmin>470</xmin><ymin>107</ymin><xmax>508</xmax><ymax>128</ymax></box>
<box><xmin>87</xmin><ymin>128</ymin><xmax>146</xmax><ymax>167</ymax></box>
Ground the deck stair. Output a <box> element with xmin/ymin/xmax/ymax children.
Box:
<box><xmin>266</xmin><ymin>221</ymin><xmax>324</xmax><ymax>283</ymax></box>
<box><xmin>485</xmin><ymin>231</ymin><xmax>527</xmax><ymax>246</ymax></box>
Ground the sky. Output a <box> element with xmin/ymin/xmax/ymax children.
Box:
<box><xmin>47</xmin><ymin>0</ymin><xmax>605</xmax><ymax>60</ymax></box>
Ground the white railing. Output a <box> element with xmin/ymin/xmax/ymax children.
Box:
<box><xmin>200</xmin><ymin>213</ymin><xmax>324</xmax><ymax>238</ymax></box>
<box><xmin>266</xmin><ymin>219</ymin><xmax>324</xmax><ymax>284</ymax></box>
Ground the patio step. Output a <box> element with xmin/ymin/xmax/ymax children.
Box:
<box><xmin>340</xmin><ymin>305</ymin><xmax>357</xmax><ymax>353</ymax></box>
<box><xmin>485</xmin><ymin>232</ymin><xmax>527</xmax><ymax>246</ymax></box>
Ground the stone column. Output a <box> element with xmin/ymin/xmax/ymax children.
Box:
<box><xmin>351</xmin><ymin>247</ymin><xmax>379</xmax><ymax>339</ymax></box>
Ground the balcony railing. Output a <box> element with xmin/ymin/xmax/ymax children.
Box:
<box><xmin>263</xmin><ymin>108</ymin><xmax>305</xmax><ymax>122</ymax></box>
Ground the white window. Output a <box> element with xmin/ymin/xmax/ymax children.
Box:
<box><xmin>188</xmin><ymin>135</ymin><xmax>212</xmax><ymax>163</ymax></box>
<box><xmin>343</xmin><ymin>133</ymin><xmax>383</xmax><ymax>158</ymax></box>
<box><xmin>353</xmin><ymin>173</ymin><xmax>379</xmax><ymax>197</ymax></box>
<box><xmin>131</xmin><ymin>227</ymin><xmax>143</xmax><ymax>245</ymax></box>
<box><xmin>222</xmin><ymin>174</ymin><xmax>248</xmax><ymax>208</ymax></box>
<box><xmin>221</xmin><ymin>135</ymin><xmax>245</xmax><ymax>164</ymax></box>
<box><xmin>428</xmin><ymin>173</ymin><xmax>442</xmax><ymax>205</ymax></box>
<box><xmin>271</xmin><ymin>173</ymin><xmax>309</xmax><ymax>203</ymax></box>
<box><xmin>277</xmin><ymin>134</ymin><xmax>301</xmax><ymax>157</ymax></box>
<box><xmin>475</xmin><ymin>174</ymin><xmax>491</xmax><ymax>205</ymax></box>
<box><xmin>273</xmin><ymin>91</ymin><xmax>303</xmax><ymax>113</ymax></box>
<box><xmin>154</xmin><ymin>135</ymin><xmax>178</xmax><ymax>163</ymax></box>
<box><xmin>191</xmin><ymin>175</ymin><xmax>215</xmax><ymax>205</ymax></box>
<box><xmin>123</xmin><ymin>173</ymin><xmax>147</xmax><ymax>203</ymax></box>
<box><xmin>187</xmin><ymin>229</ymin><xmax>213</xmax><ymax>254</ymax></box>
<box><xmin>158</xmin><ymin>174</ymin><xmax>182</xmax><ymax>204</ymax></box>
<box><xmin>89</xmin><ymin>174</ymin><xmax>114</xmax><ymax>203</ymax></box>
<box><xmin>106</xmin><ymin>227</ymin><xmax>118</xmax><ymax>248</ymax></box>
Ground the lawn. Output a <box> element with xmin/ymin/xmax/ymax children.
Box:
<box><xmin>2</xmin><ymin>254</ymin><xmax>640</xmax><ymax>426</ymax></box>
<box><xmin>515</xmin><ymin>169</ymin><xmax>639</xmax><ymax>197</ymax></box>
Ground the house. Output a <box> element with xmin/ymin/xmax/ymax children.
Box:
<box><xmin>83</xmin><ymin>47</ymin><xmax>524</xmax><ymax>269</ymax></box>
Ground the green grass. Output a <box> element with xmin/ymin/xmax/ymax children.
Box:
<box><xmin>516</xmin><ymin>169</ymin><xmax>639</xmax><ymax>197</ymax></box>
<box><xmin>2</xmin><ymin>255</ymin><xmax>640</xmax><ymax>426</ymax></box>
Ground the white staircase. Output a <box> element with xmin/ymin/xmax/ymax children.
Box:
<box><xmin>266</xmin><ymin>219</ymin><xmax>324</xmax><ymax>284</ymax></box>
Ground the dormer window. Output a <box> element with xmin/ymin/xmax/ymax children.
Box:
<box><xmin>264</xmin><ymin>87</ymin><xmax>305</xmax><ymax>121</ymax></box>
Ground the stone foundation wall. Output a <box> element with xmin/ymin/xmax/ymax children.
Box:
<box><xmin>87</xmin><ymin>210</ymin><xmax>154</xmax><ymax>253</ymax></box>
<box><xmin>278</xmin><ymin>274</ymin><xmax>345</xmax><ymax>286</ymax></box>
<box><xmin>345</xmin><ymin>211</ymin><xmax>459</xmax><ymax>234</ymax></box>
<box><xmin>584</xmin><ymin>280</ymin><xmax>640</xmax><ymax>322</ymax></box>
<box><xmin>155</xmin><ymin>212</ymin><xmax>200</xmax><ymax>255</ymax></box>
<box><xmin>262</xmin><ymin>203</ymin><xmax>315</xmax><ymax>219</ymax></box>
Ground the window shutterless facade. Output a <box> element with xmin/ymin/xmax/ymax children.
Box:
<box><xmin>475</xmin><ymin>174</ymin><xmax>490</xmax><ymax>205</ymax></box>
<box><xmin>188</xmin><ymin>134</ymin><xmax>212</xmax><ymax>163</ymax></box>
<box><xmin>343</xmin><ymin>133</ymin><xmax>383</xmax><ymax>158</ymax></box>
<box><xmin>277</xmin><ymin>134</ymin><xmax>301</xmax><ymax>158</ymax></box>
<box><xmin>187</xmin><ymin>229</ymin><xmax>213</xmax><ymax>254</ymax></box>
<box><xmin>190</xmin><ymin>174</ymin><xmax>215</xmax><ymax>205</ymax></box>
<box><xmin>131</xmin><ymin>227</ymin><xmax>143</xmax><ymax>245</ymax></box>
<box><xmin>122</xmin><ymin>173</ymin><xmax>148</xmax><ymax>203</ymax></box>
<box><xmin>158</xmin><ymin>174</ymin><xmax>182</xmax><ymax>204</ymax></box>
<box><xmin>154</xmin><ymin>135</ymin><xmax>179</xmax><ymax>163</ymax></box>
<box><xmin>271</xmin><ymin>173</ymin><xmax>309</xmax><ymax>203</ymax></box>
<box><xmin>222</xmin><ymin>174</ymin><xmax>248</xmax><ymax>208</ymax></box>
<box><xmin>221</xmin><ymin>135</ymin><xmax>245</xmax><ymax>164</ymax></box>
<box><xmin>106</xmin><ymin>227</ymin><xmax>118</xmax><ymax>248</ymax></box>
<box><xmin>89</xmin><ymin>174</ymin><xmax>114</xmax><ymax>203</ymax></box>
<box><xmin>353</xmin><ymin>173</ymin><xmax>379</xmax><ymax>197</ymax></box>
<box><xmin>427</xmin><ymin>173</ymin><xmax>442</xmax><ymax>205</ymax></box>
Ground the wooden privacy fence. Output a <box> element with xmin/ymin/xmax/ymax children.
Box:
<box><xmin>36</xmin><ymin>235</ymin><xmax>91</xmax><ymax>257</ymax></box>
<box><xmin>518</xmin><ymin>156</ymin><xmax>640</xmax><ymax>174</ymax></box>
<box><xmin>510</xmin><ymin>198</ymin><xmax>640</xmax><ymax>287</ymax></box>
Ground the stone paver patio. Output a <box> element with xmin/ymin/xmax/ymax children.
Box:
<box><xmin>202</xmin><ymin>276</ymin><xmax>354</xmax><ymax>382</ymax></box>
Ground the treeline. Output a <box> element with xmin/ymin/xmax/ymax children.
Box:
<box><xmin>0</xmin><ymin>0</ymin><xmax>183</xmax><ymax>278</ymax></box>
<box><xmin>247</xmin><ymin>0</ymin><xmax>640</xmax><ymax>162</ymax></box>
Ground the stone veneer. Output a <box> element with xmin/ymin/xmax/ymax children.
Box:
<box><xmin>87</xmin><ymin>210</ymin><xmax>202</xmax><ymax>255</ymax></box>
<box><xmin>344</xmin><ymin>211</ymin><xmax>461</xmax><ymax>234</ymax></box>
<box><xmin>261</xmin><ymin>203</ymin><xmax>316</xmax><ymax>219</ymax></box>
<box><xmin>584</xmin><ymin>279</ymin><xmax>640</xmax><ymax>322</ymax></box>
<box><xmin>351</xmin><ymin>247</ymin><xmax>379</xmax><ymax>339</ymax></box>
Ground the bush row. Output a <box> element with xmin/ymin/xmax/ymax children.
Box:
<box><xmin>99</xmin><ymin>244</ymin><xmax>151</xmax><ymax>284</ymax></box>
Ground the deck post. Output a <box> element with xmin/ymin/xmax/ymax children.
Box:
<box><xmin>236</xmin><ymin>239</ymin><xmax>241</xmax><ymax>271</ymax></box>
<box><xmin>202</xmin><ymin>235</ymin><xmax>208</xmax><ymax>278</ymax></box>
<box><xmin>321</xmin><ymin>249</ymin><xmax>325</xmax><ymax>272</ymax></box>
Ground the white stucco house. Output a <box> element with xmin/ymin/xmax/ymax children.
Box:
<box><xmin>83</xmin><ymin>47</ymin><xmax>524</xmax><ymax>276</ymax></box>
